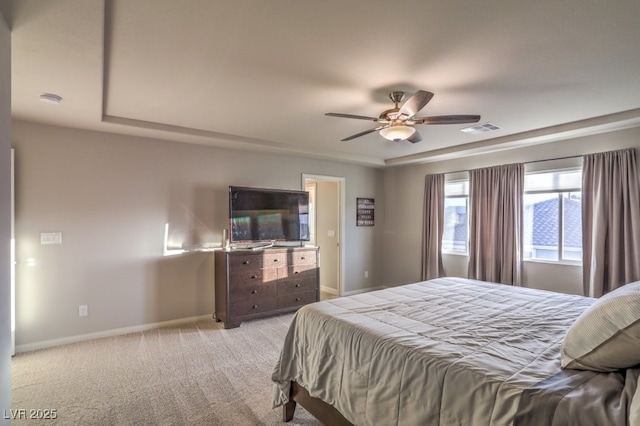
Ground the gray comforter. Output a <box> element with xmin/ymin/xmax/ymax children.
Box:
<box><xmin>272</xmin><ymin>277</ymin><xmax>640</xmax><ymax>425</ymax></box>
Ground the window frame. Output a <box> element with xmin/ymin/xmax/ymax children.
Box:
<box><xmin>523</xmin><ymin>168</ymin><xmax>582</xmax><ymax>265</ymax></box>
<box><xmin>442</xmin><ymin>178</ymin><xmax>469</xmax><ymax>255</ymax></box>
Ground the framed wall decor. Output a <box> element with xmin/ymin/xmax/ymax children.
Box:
<box><xmin>356</xmin><ymin>198</ymin><xmax>374</xmax><ymax>226</ymax></box>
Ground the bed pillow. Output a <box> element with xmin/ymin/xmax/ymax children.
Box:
<box><xmin>560</xmin><ymin>281</ymin><xmax>640</xmax><ymax>372</ymax></box>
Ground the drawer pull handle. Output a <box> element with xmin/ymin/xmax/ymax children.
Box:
<box><xmin>243</xmin><ymin>261</ymin><xmax>250</xmax><ymax>265</ymax></box>
<box><xmin>301</xmin><ymin>256</ymin><xmax>306</xmax><ymax>260</ymax></box>
<box><xmin>251</xmin><ymin>275</ymin><xmax>257</xmax><ymax>279</ymax></box>
<box><xmin>295</xmin><ymin>284</ymin><xmax>301</xmax><ymax>288</ymax></box>
<box><xmin>252</xmin><ymin>304</ymin><xmax>258</xmax><ymax>309</ymax></box>
<box><xmin>294</xmin><ymin>271</ymin><xmax>300</xmax><ymax>275</ymax></box>
<box><xmin>251</xmin><ymin>290</ymin><xmax>258</xmax><ymax>294</ymax></box>
<box><xmin>295</xmin><ymin>297</ymin><xmax>301</xmax><ymax>302</ymax></box>
<box><xmin>273</xmin><ymin>259</ymin><xmax>279</xmax><ymax>262</ymax></box>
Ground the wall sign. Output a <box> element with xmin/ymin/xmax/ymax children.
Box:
<box><xmin>356</xmin><ymin>198</ymin><xmax>375</xmax><ymax>226</ymax></box>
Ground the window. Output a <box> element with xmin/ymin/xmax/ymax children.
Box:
<box><xmin>523</xmin><ymin>169</ymin><xmax>582</xmax><ymax>262</ymax></box>
<box><xmin>442</xmin><ymin>179</ymin><xmax>469</xmax><ymax>253</ymax></box>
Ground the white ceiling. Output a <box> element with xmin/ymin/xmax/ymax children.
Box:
<box><xmin>4</xmin><ymin>0</ymin><xmax>640</xmax><ymax>167</ymax></box>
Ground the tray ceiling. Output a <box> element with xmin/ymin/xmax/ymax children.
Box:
<box><xmin>5</xmin><ymin>0</ymin><xmax>640</xmax><ymax>166</ymax></box>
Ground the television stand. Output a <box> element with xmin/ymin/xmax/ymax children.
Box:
<box><xmin>213</xmin><ymin>247</ymin><xmax>319</xmax><ymax>329</ymax></box>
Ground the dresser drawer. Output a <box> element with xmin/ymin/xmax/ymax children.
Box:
<box><xmin>278</xmin><ymin>276</ymin><xmax>317</xmax><ymax>294</ymax></box>
<box><xmin>229</xmin><ymin>267</ymin><xmax>278</xmax><ymax>286</ymax></box>
<box><xmin>228</xmin><ymin>253</ymin><xmax>263</xmax><ymax>269</ymax></box>
<box><xmin>278</xmin><ymin>291</ymin><xmax>317</xmax><ymax>309</ymax></box>
<box><xmin>290</xmin><ymin>250</ymin><xmax>317</xmax><ymax>266</ymax></box>
<box><xmin>229</xmin><ymin>281</ymin><xmax>277</xmax><ymax>299</ymax></box>
<box><xmin>286</xmin><ymin>263</ymin><xmax>317</xmax><ymax>276</ymax></box>
<box><xmin>230</xmin><ymin>295</ymin><xmax>278</xmax><ymax>317</ymax></box>
<box><xmin>263</xmin><ymin>251</ymin><xmax>287</xmax><ymax>267</ymax></box>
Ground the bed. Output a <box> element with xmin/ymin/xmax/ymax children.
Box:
<box><xmin>272</xmin><ymin>277</ymin><xmax>640</xmax><ymax>425</ymax></box>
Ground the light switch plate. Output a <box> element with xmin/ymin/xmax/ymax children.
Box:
<box><xmin>41</xmin><ymin>232</ymin><xmax>63</xmax><ymax>245</ymax></box>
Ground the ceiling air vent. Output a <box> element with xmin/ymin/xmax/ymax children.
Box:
<box><xmin>460</xmin><ymin>122</ymin><xmax>501</xmax><ymax>135</ymax></box>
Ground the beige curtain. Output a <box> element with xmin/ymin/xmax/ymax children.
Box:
<box><xmin>468</xmin><ymin>163</ymin><xmax>524</xmax><ymax>285</ymax></box>
<box><xmin>422</xmin><ymin>174</ymin><xmax>445</xmax><ymax>280</ymax></box>
<box><xmin>582</xmin><ymin>148</ymin><xmax>640</xmax><ymax>297</ymax></box>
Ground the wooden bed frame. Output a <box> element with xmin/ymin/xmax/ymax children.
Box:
<box><xmin>283</xmin><ymin>381</ymin><xmax>353</xmax><ymax>425</ymax></box>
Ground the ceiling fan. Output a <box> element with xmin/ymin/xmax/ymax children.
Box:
<box><xmin>325</xmin><ymin>90</ymin><xmax>480</xmax><ymax>143</ymax></box>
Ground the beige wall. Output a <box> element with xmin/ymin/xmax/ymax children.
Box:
<box><xmin>383</xmin><ymin>126</ymin><xmax>640</xmax><ymax>295</ymax></box>
<box><xmin>12</xmin><ymin>120</ymin><xmax>385</xmax><ymax>349</ymax></box>
<box><xmin>1</xmin><ymin>9</ymin><xmax>12</xmax><ymax>420</ymax></box>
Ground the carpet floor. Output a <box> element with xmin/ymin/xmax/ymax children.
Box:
<box><xmin>11</xmin><ymin>314</ymin><xmax>320</xmax><ymax>425</ymax></box>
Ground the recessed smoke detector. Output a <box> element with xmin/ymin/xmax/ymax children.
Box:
<box><xmin>39</xmin><ymin>93</ymin><xmax>62</xmax><ymax>105</ymax></box>
<box><xmin>461</xmin><ymin>122</ymin><xmax>501</xmax><ymax>134</ymax></box>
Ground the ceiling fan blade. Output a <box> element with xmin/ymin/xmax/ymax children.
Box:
<box><xmin>407</xmin><ymin>131</ymin><xmax>422</xmax><ymax>143</ymax></box>
<box><xmin>399</xmin><ymin>90</ymin><xmax>434</xmax><ymax>117</ymax></box>
<box><xmin>414</xmin><ymin>115</ymin><xmax>481</xmax><ymax>125</ymax></box>
<box><xmin>325</xmin><ymin>112</ymin><xmax>379</xmax><ymax>121</ymax></box>
<box><xmin>341</xmin><ymin>126</ymin><xmax>384</xmax><ymax>141</ymax></box>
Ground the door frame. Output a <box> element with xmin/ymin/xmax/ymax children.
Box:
<box><xmin>302</xmin><ymin>174</ymin><xmax>345</xmax><ymax>297</ymax></box>
<box><xmin>10</xmin><ymin>148</ymin><xmax>15</xmax><ymax>356</ymax></box>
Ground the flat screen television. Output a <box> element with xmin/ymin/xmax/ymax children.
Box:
<box><xmin>229</xmin><ymin>186</ymin><xmax>310</xmax><ymax>243</ymax></box>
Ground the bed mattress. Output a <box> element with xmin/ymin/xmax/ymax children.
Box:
<box><xmin>272</xmin><ymin>277</ymin><xmax>639</xmax><ymax>425</ymax></box>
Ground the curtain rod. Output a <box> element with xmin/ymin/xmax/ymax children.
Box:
<box><xmin>525</xmin><ymin>154</ymin><xmax>582</xmax><ymax>165</ymax></box>
<box><xmin>442</xmin><ymin>154</ymin><xmax>582</xmax><ymax>176</ymax></box>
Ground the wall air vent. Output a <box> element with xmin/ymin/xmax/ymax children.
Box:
<box><xmin>460</xmin><ymin>122</ymin><xmax>501</xmax><ymax>135</ymax></box>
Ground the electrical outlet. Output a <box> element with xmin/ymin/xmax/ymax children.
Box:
<box><xmin>78</xmin><ymin>305</ymin><xmax>88</xmax><ymax>317</ymax></box>
<box><xmin>364</xmin><ymin>270</ymin><xmax>369</xmax><ymax>279</ymax></box>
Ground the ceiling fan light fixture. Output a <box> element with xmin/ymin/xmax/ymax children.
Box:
<box><xmin>379</xmin><ymin>125</ymin><xmax>415</xmax><ymax>142</ymax></box>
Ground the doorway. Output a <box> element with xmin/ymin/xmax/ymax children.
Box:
<box><xmin>302</xmin><ymin>174</ymin><xmax>344</xmax><ymax>300</ymax></box>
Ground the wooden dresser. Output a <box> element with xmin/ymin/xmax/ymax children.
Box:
<box><xmin>214</xmin><ymin>246</ymin><xmax>319</xmax><ymax>329</ymax></box>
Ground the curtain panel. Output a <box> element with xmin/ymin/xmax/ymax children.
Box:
<box><xmin>422</xmin><ymin>174</ymin><xmax>445</xmax><ymax>280</ymax></box>
<box><xmin>468</xmin><ymin>163</ymin><xmax>524</xmax><ymax>285</ymax></box>
<box><xmin>582</xmin><ymin>148</ymin><xmax>640</xmax><ymax>297</ymax></box>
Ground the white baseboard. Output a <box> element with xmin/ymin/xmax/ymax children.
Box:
<box><xmin>320</xmin><ymin>285</ymin><xmax>339</xmax><ymax>296</ymax></box>
<box><xmin>15</xmin><ymin>314</ymin><xmax>213</xmax><ymax>354</ymax></box>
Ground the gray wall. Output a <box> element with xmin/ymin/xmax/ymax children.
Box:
<box><xmin>383</xmin><ymin>126</ymin><xmax>640</xmax><ymax>295</ymax></box>
<box><xmin>12</xmin><ymin>120</ymin><xmax>384</xmax><ymax>349</ymax></box>
<box><xmin>0</xmin><ymin>9</ymin><xmax>12</xmax><ymax>423</ymax></box>
<box><xmin>14</xmin><ymin>92</ymin><xmax>639</xmax><ymax>356</ymax></box>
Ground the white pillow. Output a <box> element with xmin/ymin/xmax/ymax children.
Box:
<box><xmin>560</xmin><ymin>281</ymin><xmax>640</xmax><ymax>372</ymax></box>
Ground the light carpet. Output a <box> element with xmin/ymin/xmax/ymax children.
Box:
<box><xmin>11</xmin><ymin>314</ymin><xmax>319</xmax><ymax>425</ymax></box>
